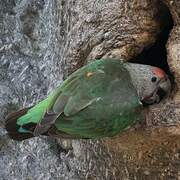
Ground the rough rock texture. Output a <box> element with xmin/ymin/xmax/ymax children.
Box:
<box><xmin>0</xmin><ymin>0</ymin><xmax>179</xmax><ymax>179</ymax></box>
<box><xmin>164</xmin><ymin>0</ymin><xmax>180</xmax><ymax>100</ymax></box>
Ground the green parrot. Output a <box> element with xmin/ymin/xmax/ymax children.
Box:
<box><xmin>5</xmin><ymin>59</ymin><xmax>171</xmax><ymax>141</ymax></box>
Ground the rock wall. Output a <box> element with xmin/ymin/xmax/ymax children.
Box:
<box><xmin>0</xmin><ymin>0</ymin><xmax>179</xmax><ymax>179</ymax></box>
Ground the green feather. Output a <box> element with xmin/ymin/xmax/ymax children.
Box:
<box><xmin>18</xmin><ymin>127</ymin><xmax>31</xmax><ymax>133</ymax></box>
<box><xmin>53</xmin><ymin>59</ymin><xmax>142</xmax><ymax>138</ymax></box>
<box><xmin>13</xmin><ymin>59</ymin><xmax>143</xmax><ymax>138</ymax></box>
<box><xmin>16</xmin><ymin>86</ymin><xmax>61</xmax><ymax>126</ymax></box>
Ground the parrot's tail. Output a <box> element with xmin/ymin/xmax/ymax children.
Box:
<box><xmin>5</xmin><ymin>108</ymin><xmax>36</xmax><ymax>141</ymax></box>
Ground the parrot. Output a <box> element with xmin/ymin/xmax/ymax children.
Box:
<box><xmin>5</xmin><ymin>58</ymin><xmax>171</xmax><ymax>141</ymax></box>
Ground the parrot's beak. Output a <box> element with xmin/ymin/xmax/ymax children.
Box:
<box><xmin>155</xmin><ymin>87</ymin><xmax>167</xmax><ymax>103</ymax></box>
<box><xmin>141</xmin><ymin>76</ymin><xmax>171</xmax><ymax>106</ymax></box>
<box><xmin>158</xmin><ymin>76</ymin><xmax>171</xmax><ymax>99</ymax></box>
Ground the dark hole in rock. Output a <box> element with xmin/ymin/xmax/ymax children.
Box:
<box><xmin>130</xmin><ymin>3</ymin><xmax>174</xmax><ymax>79</ymax></box>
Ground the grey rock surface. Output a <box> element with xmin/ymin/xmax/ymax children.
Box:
<box><xmin>0</xmin><ymin>0</ymin><xmax>179</xmax><ymax>180</ymax></box>
<box><xmin>0</xmin><ymin>0</ymin><xmax>67</xmax><ymax>179</ymax></box>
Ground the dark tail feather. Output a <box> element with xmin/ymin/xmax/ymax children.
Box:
<box><xmin>5</xmin><ymin>107</ymin><xmax>35</xmax><ymax>141</ymax></box>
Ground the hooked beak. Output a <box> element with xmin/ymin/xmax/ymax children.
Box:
<box><xmin>141</xmin><ymin>76</ymin><xmax>171</xmax><ymax>106</ymax></box>
<box><xmin>157</xmin><ymin>76</ymin><xmax>171</xmax><ymax>100</ymax></box>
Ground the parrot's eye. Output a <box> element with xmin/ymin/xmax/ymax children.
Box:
<box><xmin>151</xmin><ymin>76</ymin><xmax>157</xmax><ymax>82</ymax></box>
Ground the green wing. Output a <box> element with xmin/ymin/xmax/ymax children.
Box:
<box><xmin>54</xmin><ymin>59</ymin><xmax>142</xmax><ymax>138</ymax></box>
<box><xmin>17</xmin><ymin>59</ymin><xmax>107</xmax><ymax>135</ymax></box>
<box><xmin>16</xmin><ymin>85</ymin><xmax>62</xmax><ymax>135</ymax></box>
<box><xmin>17</xmin><ymin>59</ymin><xmax>142</xmax><ymax>137</ymax></box>
<box><xmin>56</xmin><ymin>60</ymin><xmax>107</xmax><ymax>116</ymax></box>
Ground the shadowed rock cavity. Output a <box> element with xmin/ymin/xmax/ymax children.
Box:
<box><xmin>128</xmin><ymin>3</ymin><xmax>178</xmax><ymax>128</ymax></box>
<box><xmin>130</xmin><ymin>2</ymin><xmax>174</xmax><ymax>77</ymax></box>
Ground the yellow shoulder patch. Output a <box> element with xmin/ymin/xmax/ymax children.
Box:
<box><xmin>86</xmin><ymin>72</ymin><xmax>93</xmax><ymax>77</ymax></box>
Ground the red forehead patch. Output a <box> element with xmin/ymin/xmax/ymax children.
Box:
<box><xmin>152</xmin><ymin>67</ymin><xmax>166</xmax><ymax>79</ymax></box>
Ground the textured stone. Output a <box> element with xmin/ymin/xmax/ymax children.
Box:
<box><xmin>0</xmin><ymin>0</ymin><xmax>179</xmax><ymax>180</ymax></box>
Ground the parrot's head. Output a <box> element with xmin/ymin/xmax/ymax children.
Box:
<box><xmin>125</xmin><ymin>63</ymin><xmax>171</xmax><ymax>105</ymax></box>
